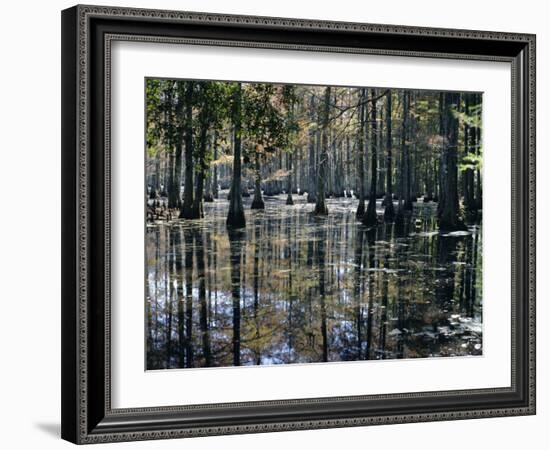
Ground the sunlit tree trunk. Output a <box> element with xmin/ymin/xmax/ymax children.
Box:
<box><xmin>345</xmin><ymin>135</ymin><xmax>352</xmax><ymax>195</ymax></box>
<box><xmin>377</xmin><ymin>113</ymin><xmax>385</xmax><ymax>198</ymax></box>
<box><xmin>314</xmin><ymin>86</ymin><xmax>331</xmax><ymax>215</ymax></box>
<box><xmin>307</xmin><ymin>121</ymin><xmax>317</xmax><ymax>203</ymax></box>
<box><xmin>474</xmin><ymin>93</ymin><xmax>483</xmax><ymax>210</ymax></box>
<box><xmin>149</xmin><ymin>149</ymin><xmax>161</xmax><ymax>199</ymax></box>
<box><xmin>167</xmin><ymin>149</ymin><xmax>176</xmax><ymax>208</ymax></box>
<box><xmin>363</xmin><ymin>89</ymin><xmax>379</xmax><ymax>227</ymax></box>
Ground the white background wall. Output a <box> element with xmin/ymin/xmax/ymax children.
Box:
<box><xmin>0</xmin><ymin>0</ymin><xmax>546</xmax><ymax>448</ymax></box>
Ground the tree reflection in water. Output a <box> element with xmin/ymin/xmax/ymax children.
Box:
<box><xmin>146</xmin><ymin>194</ymin><xmax>482</xmax><ymax>370</ymax></box>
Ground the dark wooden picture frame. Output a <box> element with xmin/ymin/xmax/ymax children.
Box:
<box><xmin>61</xmin><ymin>4</ymin><xmax>536</xmax><ymax>444</ymax></box>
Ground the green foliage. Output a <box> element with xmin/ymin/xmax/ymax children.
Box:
<box><xmin>192</xmin><ymin>81</ymin><xmax>232</xmax><ymax>172</ymax></box>
<box><xmin>453</xmin><ymin>106</ymin><xmax>483</xmax><ymax>129</ymax></box>
<box><xmin>145</xmin><ymin>79</ymin><xmax>180</xmax><ymax>154</ymax></box>
<box><xmin>243</xmin><ymin>83</ymin><xmax>275</xmax><ymax>140</ymax></box>
<box><xmin>459</xmin><ymin>152</ymin><xmax>483</xmax><ymax>172</ymax></box>
<box><xmin>242</xmin><ymin>83</ymin><xmax>289</xmax><ymax>158</ymax></box>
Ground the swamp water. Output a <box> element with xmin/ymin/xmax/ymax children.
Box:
<box><xmin>146</xmin><ymin>194</ymin><xmax>482</xmax><ymax>370</ymax></box>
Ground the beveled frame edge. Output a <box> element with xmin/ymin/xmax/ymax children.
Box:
<box><xmin>61</xmin><ymin>4</ymin><xmax>536</xmax><ymax>444</ymax></box>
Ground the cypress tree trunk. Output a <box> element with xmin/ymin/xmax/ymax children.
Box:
<box><xmin>251</xmin><ymin>150</ymin><xmax>265</xmax><ymax>209</ymax></box>
<box><xmin>171</xmin><ymin>135</ymin><xmax>183</xmax><ymax>209</ymax></box>
<box><xmin>226</xmin><ymin>83</ymin><xmax>246</xmax><ymax>228</ymax></box>
<box><xmin>292</xmin><ymin>147</ymin><xmax>299</xmax><ymax>194</ymax></box>
<box><xmin>193</xmin><ymin>174</ymin><xmax>204</xmax><ymax>216</ymax></box>
<box><xmin>384</xmin><ymin>90</ymin><xmax>396</xmax><ymax>221</ymax></box>
<box><xmin>403</xmin><ymin>91</ymin><xmax>413</xmax><ymax>211</ymax></box>
<box><xmin>307</xmin><ymin>95</ymin><xmax>317</xmax><ymax>203</ymax></box>
<box><xmin>395</xmin><ymin>91</ymin><xmax>408</xmax><ymax>227</ymax></box>
<box><xmin>438</xmin><ymin>92</ymin><xmax>466</xmax><ymax>231</ymax></box>
<box><xmin>204</xmin><ymin>132</ymin><xmax>215</xmax><ymax>203</ymax></box>
<box><xmin>345</xmin><ymin>135</ymin><xmax>351</xmax><ymax>195</ymax></box>
<box><xmin>356</xmin><ymin>89</ymin><xmax>366</xmax><ymax>218</ymax></box>
<box><xmin>168</xmin><ymin>88</ymin><xmax>182</xmax><ymax>209</ymax></box>
<box><xmin>463</xmin><ymin>94</ymin><xmax>476</xmax><ymax>216</ymax></box>
<box><xmin>203</xmin><ymin>135</ymin><xmax>214</xmax><ymax>204</ymax></box>
<box><xmin>377</xmin><ymin>106</ymin><xmax>385</xmax><ymax>198</ymax></box>
<box><xmin>192</xmin><ymin>123</ymin><xmax>208</xmax><ymax>218</ymax></box>
<box><xmin>433</xmin><ymin>158</ymin><xmax>439</xmax><ymax>201</ymax></box>
<box><xmin>314</xmin><ymin>86</ymin><xmax>331</xmax><ymax>215</ymax></box>
<box><xmin>150</xmin><ymin>151</ymin><xmax>161</xmax><ymax>199</ymax></box>
<box><xmin>179</xmin><ymin>82</ymin><xmax>195</xmax><ymax>219</ymax></box>
<box><xmin>167</xmin><ymin>149</ymin><xmax>176</xmax><ymax>208</ymax></box>
<box><xmin>363</xmin><ymin>89</ymin><xmax>378</xmax><ymax>227</ymax></box>
<box><xmin>212</xmin><ymin>131</ymin><xmax>219</xmax><ymax>199</ymax></box>
<box><xmin>328</xmin><ymin>124</ymin><xmax>336</xmax><ymax>197</ymax></box>
<box><xmin>475</xmin><ymin>166</ymin><xmax>482</xmax><ymax>209</ymax></box>
<box><xmin>161</xmin><ymin>154</ymin><xmax>169</xmax><ymax>197</ymax></box>
<box><xmin>286</xmin><ymin>152</ymin><xmax>294</xmax><ymax>205</ymax></box>
<box><xmin>474</xmin><ymin>94</ymin><xmax>483</xmax><ymax>210</ymax></box>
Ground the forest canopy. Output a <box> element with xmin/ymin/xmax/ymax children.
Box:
<box><xmin>146</xmin><ymin>78</ymin><xmax>482</xmax><ymax>230</ymax></box>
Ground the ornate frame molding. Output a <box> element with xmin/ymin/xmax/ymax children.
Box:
<box><xmin>61</xmin><ymin>4</ymin><xmax>536</xmax><ymax>444</ymax></box>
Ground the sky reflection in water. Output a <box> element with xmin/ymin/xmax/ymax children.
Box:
<box><xmin>146</xmin><ymin>194</ymin><xmax>482</xmax><ymax>370</ymax></box>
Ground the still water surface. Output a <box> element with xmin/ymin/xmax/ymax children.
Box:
<box><xmin>146</xmin><ymin>194</ymin><xmax>482</xmax><ymax>370</ymax></box>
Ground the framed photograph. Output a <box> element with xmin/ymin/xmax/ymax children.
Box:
<box><xmin>61</xmin><ymin>4</ymin><xmax>536</xmax><ymax>444</ymax></box>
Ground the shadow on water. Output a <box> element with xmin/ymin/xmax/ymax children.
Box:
<box><xmin>146</xmin><ymin>193</ymin><xmax>482</xmax><ymax>370</ymax></box>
